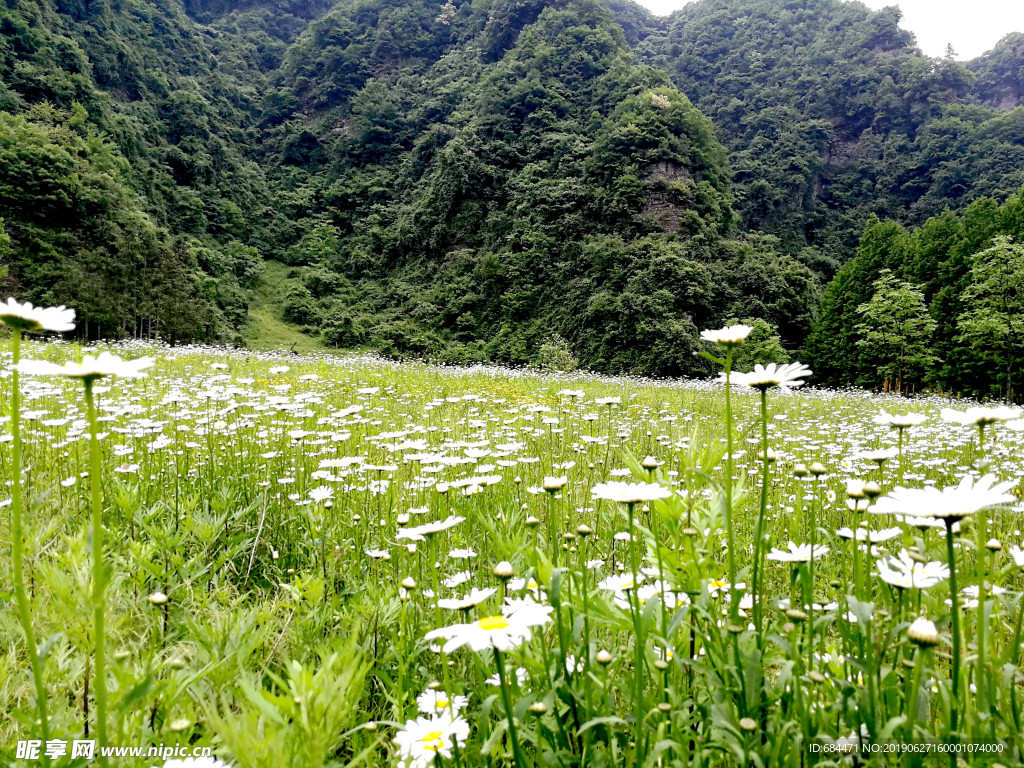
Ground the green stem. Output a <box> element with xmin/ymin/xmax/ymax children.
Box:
<box><xmin>723</xmin><ymin>348</ymin><xmax>738</xmax><ymax>625</ymax></box>
<box><xmin>751</xmin><ymin>388</ymin><xmax>769</xmax><ymax>642</ymax></box>
<box><xmin>629</xmin><ymin>590</ymin><xmax>645</xmax><ymax>768</ymax></box>
<box><xmin>906</xmin><ymin>646</ymin><xmax>927</xmax><ymax>749</ymax></box>
<box><xmin>1010</xmin><ymin>593</ymin><xmax>1024</xmax><ymax>752</ymax></box>
<box><xmin>809</xmin><ymin>478</ymin><xmax>818</xmax><ymax>670</ymax></box>
<box><xmin>9</xmin><ymin>329</ymin><xmax>51</xmax><ymax>752</ymax></box>
<box><xmin>548</xmin><ymin>492</ymin><xmax>558</xmax><ymax>566</ymax></box>
<box><xmin>493</xmin><ymin>649</ymin><xmax>527</xmax><ymax>768</ymax></box>
<box><xmin>944</xmin><ymin>520</ymin><xmax>960</xmax><ymax>761</ymax></box>
<box><xmin>627</xmin><ymin>502</ymin><xmax>638</xmax><ymax>579</ymax></box>
<box><xmin>85</xmin><ymin>379</ymin><xmax>110</xmax><ymax>765</ymax></box>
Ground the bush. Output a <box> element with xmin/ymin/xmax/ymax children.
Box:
<box><xmin>538</xmin><ymin>334</ymin><xmax>579</xmax><ymax>372</ymax></box>
<box><xmin>282</xmin><ymin>286</ymin><xmax>321</xmax><ymax>325</ymax></box>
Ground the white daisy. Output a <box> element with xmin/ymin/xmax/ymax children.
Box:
<box><xmin>873</xmin><ymin>411</ymin><xmax>927</xmax><ymax>428</ymax></box>
<box><xmin>871</xmin><ymin>474</ymin><xmax>1017</xmax><ymax>520</ymax></box>
<box><xmin>766</xmin><ymin>542</ymin><xmax>829</xmax><ymax>563</ymax></box>
<box><xmin>0</xmin><ymin>298</ymin><xmax>75</xmax><ymax>332</ymax></box>
<box><xmin>721</xmin><ymin>362</ymin><xmax>812</xmax><ymax>393</ymax></box>
<box><xmin>700</xmin><ymin>324</ymin><xmax>753</xmax><ymax>345</ymax></box>
<box><xmin>875</xmin><ymin>550</ymin><xmax>949</xmax><ymax>589</ymax></box>
<box><xmin>393</xmin><ymin>712</ymin><xmax>469</xmax><ymax>768</ymax></box>
<box><xmin>591</xmin><ymin>481</ymin><xmax>671</xmax><ymax>504</ymax></box>
<box><xmin>940</xmin><ymin>406</ymin><xmax>1020</xmax><ymax>425</ymax></box>
<box><xmin>18</xmin><ymin>352</ymin><xmax>153</xmax><ymax>380</ymax></box>
<box><xmin>438</xmin><ymin>587</ymin><xmax>496</xmax><ymax>610</ymax></box>
<box><xmin>416</xmin><ymin>689</ymin><xmax>468</xmax><ymax>716</ymax></box>
<box><xmin>424</xmin><ymin>601</ymin><xmax>553</xmax><ymax>652</ymax></box>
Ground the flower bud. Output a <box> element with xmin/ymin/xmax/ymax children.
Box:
<box><xmin>907</xmin><ymin>617</ymin><xmax>941</xmax><ymax>646</ymax></box>
<box><xmin>543</xmin><ymin>476</ymin><xmax>568</xmax><ymax>492</ymax></box>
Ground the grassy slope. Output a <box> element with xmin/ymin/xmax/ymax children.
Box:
<box><xmin>243</xmin><ymin>260</ymin><xmax>324</xmax><ymax>353</ymax></box>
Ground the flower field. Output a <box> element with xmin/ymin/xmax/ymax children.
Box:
<box><xmin>3</xmin><ymin>327</ymin><xmax>1024</xmax><ymax>767</ymax></box>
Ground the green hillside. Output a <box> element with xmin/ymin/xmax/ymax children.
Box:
<box><xmin>1</xmin><ymin>0</ymin><xmax>1022</xmax><ymax>384</ymax></box>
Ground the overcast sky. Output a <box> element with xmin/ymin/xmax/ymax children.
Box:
<box><xmin>634</xmin><ymin>0</ymin><xmax>1024</xmax><ymax>60</ymax></box>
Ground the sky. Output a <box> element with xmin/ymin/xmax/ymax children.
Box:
<box><xmin>633</xmin><ymin>0</ymin><xmax>1024</xmax><ymax>60</ymax></box>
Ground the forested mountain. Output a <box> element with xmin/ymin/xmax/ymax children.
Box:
<box><xmin>804</xmin><ymin>188</ymin><xmax>1024</xmax><ymax>401</ymax></box>
<box><xmin>1</xmin><ymin>0</ymin><xmax>1023</xmax><ymax>380</ymax></box>
<box><xmin>636</xmin><ymin>2</ymin><xmax>1024</xmax><ymax>270</ymax></box>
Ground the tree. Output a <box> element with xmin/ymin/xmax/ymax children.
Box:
<box><xmin>803</xmin><ymin>216</ymin><xmax>910</xmax><ymax>384</ymax></box>
<box><xmin>0</xmin><ymin>218</ymin><xmax>9</xmax><ymax>286</ymax></box>
<box><xmin>956</xmin><ymin>236</ymin><xmax>1024</xmax><ymax>401</ymax></box>
<box><xmin>730</xmin><ymin>318</ymin><xmax>789</xmax><ymax>372</ymax></box>
<box><xmin>855</xmin><ymin>269</ymin><xmax>937</xmax><ymax>391</ymax></box>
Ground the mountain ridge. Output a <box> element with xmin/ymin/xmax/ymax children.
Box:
<box><xmin>0</xmin><ymin>0</ymin><xmax>1022</xmax><ymax>376</ymax></box>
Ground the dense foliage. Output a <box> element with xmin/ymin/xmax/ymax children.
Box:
<box><xmin>637</xmin><ymin>0</ymin><xmax>1024</xmax><ymax>268</ymax></box>
<box><xmin>1</xmin><ymin>0</ymin><xmax>1023</xmax><ymax>376</ymax></box>
<box><xmin>804</xmin><ymin>187</ymin><xmax>1024</xmax><ymax>400</ymax></box>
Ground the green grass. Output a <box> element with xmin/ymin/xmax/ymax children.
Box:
<box><xmin>1</xmin><ymin>339</ymin><xmax>1023</xmax><ymax>768</ymax></box>
<box><xmin>242</xmin><ymin>260</ymin><xmax>324</xmax><ymax>353</ymax></box>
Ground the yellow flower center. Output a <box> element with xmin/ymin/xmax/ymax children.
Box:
<box><xmin>422</xmin><ymin>731</ymin><xmax>445</xmax><ymax>751</ymax></box>
<box><xmin>436</xmin><ymin>699</ymin><xmax>449</xmax><ymax>709</ymax></box>
<box><xmin>478</xmin><ymin>615</ymin><xmax>510</xmax><ymax>630</ymax></box>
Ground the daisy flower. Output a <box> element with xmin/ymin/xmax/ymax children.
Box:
<box><xmin>416</xmin><ymin>689</ymin><xmax>468</xmax><ymax>716</ymax></box>
<box><xmin>308</xmin><ymin>486</ymin><xmax>334</xmax><ymax>503</ymax></box>
<box><xmin>443</xmin><ymin>571</ymin><xmax>472</xmax><ymax>589</ymax></box>
<box><xmin>875</xmin><ymin>550</ymin><xmax>949</xmax><ymax>589</ymax></box>
<box><xmin>438</xmin><ymin>587</ymin><xmax>496</xmax><ymax>610</ymax></box>
<box><xmin>18</xmin><ymin>352</ymin><xmax>154</xmax><ymax>380</ymax></box>
<box><xmin>700</xmin><ymin>324</ymin><xmax>753</xmax><ymax>345</ymax></box>
<box><xmin>424</xmin><ymin>601</ymin><xmax>553</xmax><ymax>652</ymax></box>
<box><xmin>591</xmin><ymin>481</ymin><xmax>671</xmax><ymax>504</ymax></box>
<box><xmin>721</xmin><ymin>362</ymin><xmax>812</xmax><ymax>393</ymax></box>
<box><xmin>485</xmin><ymin>666</ymin><xmax>528</xmax><ymax>687</ymax></box>
<box><xmin>836</xmin><ymin>526</ymin><xmax>902</xmax><ymax>542</ymax></box>
<box><xmin>393</xmin><ymin>712</ymin><xmax>469</xmax><ymax>768</ymax></box>
<box><xmin>1009</xmin><ymin>545</ymin><xmax>1024</xmax><ymax>568</ymax></box>
<box><xmin>907</xmin><ymin>617</ymin><xmax>942</xmax><ymax>646</ymax></box>
<box><xmin>397</xmin><ymin>515</ymin><xmax>466</xmax><ymax>541</ymax></box>
<box><xmin>0</xmin><ymin>298</ymin><xmax>75</xmax><ymax>332</ymax></box>
<box><xmin>766</xmin><ymin>542</ymin><xmax>829</xmax><ymax>563</ymax></box>
<box><xmin>940</xmin><ymin>406</ymin><xmax>1020</xmax><ymax>425</ymax></box>
<box><xmin>598</xmin><ymin>573</ymin><xmax>642</xmax><ymax>609</ymax></box>
<box><xmin>873</xmin><ymin>411</ymin><xmax>927</xmax><ymax>428</ymax></box>
<box><xmin>859</xmin><ymin>447</ymin><xmax>899</xmax><ymax>463</ymax></box>
<box><xmin>708</xmin><ymin>578</ymin><xmax>745</xmax><ymax>598</ymax></box>
<box><xmin>871</xmin><ymin>474</ymin><xmax>1016</xmax><ymax>520</ymax></box>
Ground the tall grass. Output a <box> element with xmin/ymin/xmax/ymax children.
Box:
<box><xmin>2</xmin><ymin>337</ymin><xmax>1023</xmax><ymax>767</ymax></box>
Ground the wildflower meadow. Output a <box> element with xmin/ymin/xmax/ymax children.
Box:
<box><xmin>4</xmin><ymin>305</ymin><xmax>1024</xmax><ymax>768</ymax></box>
